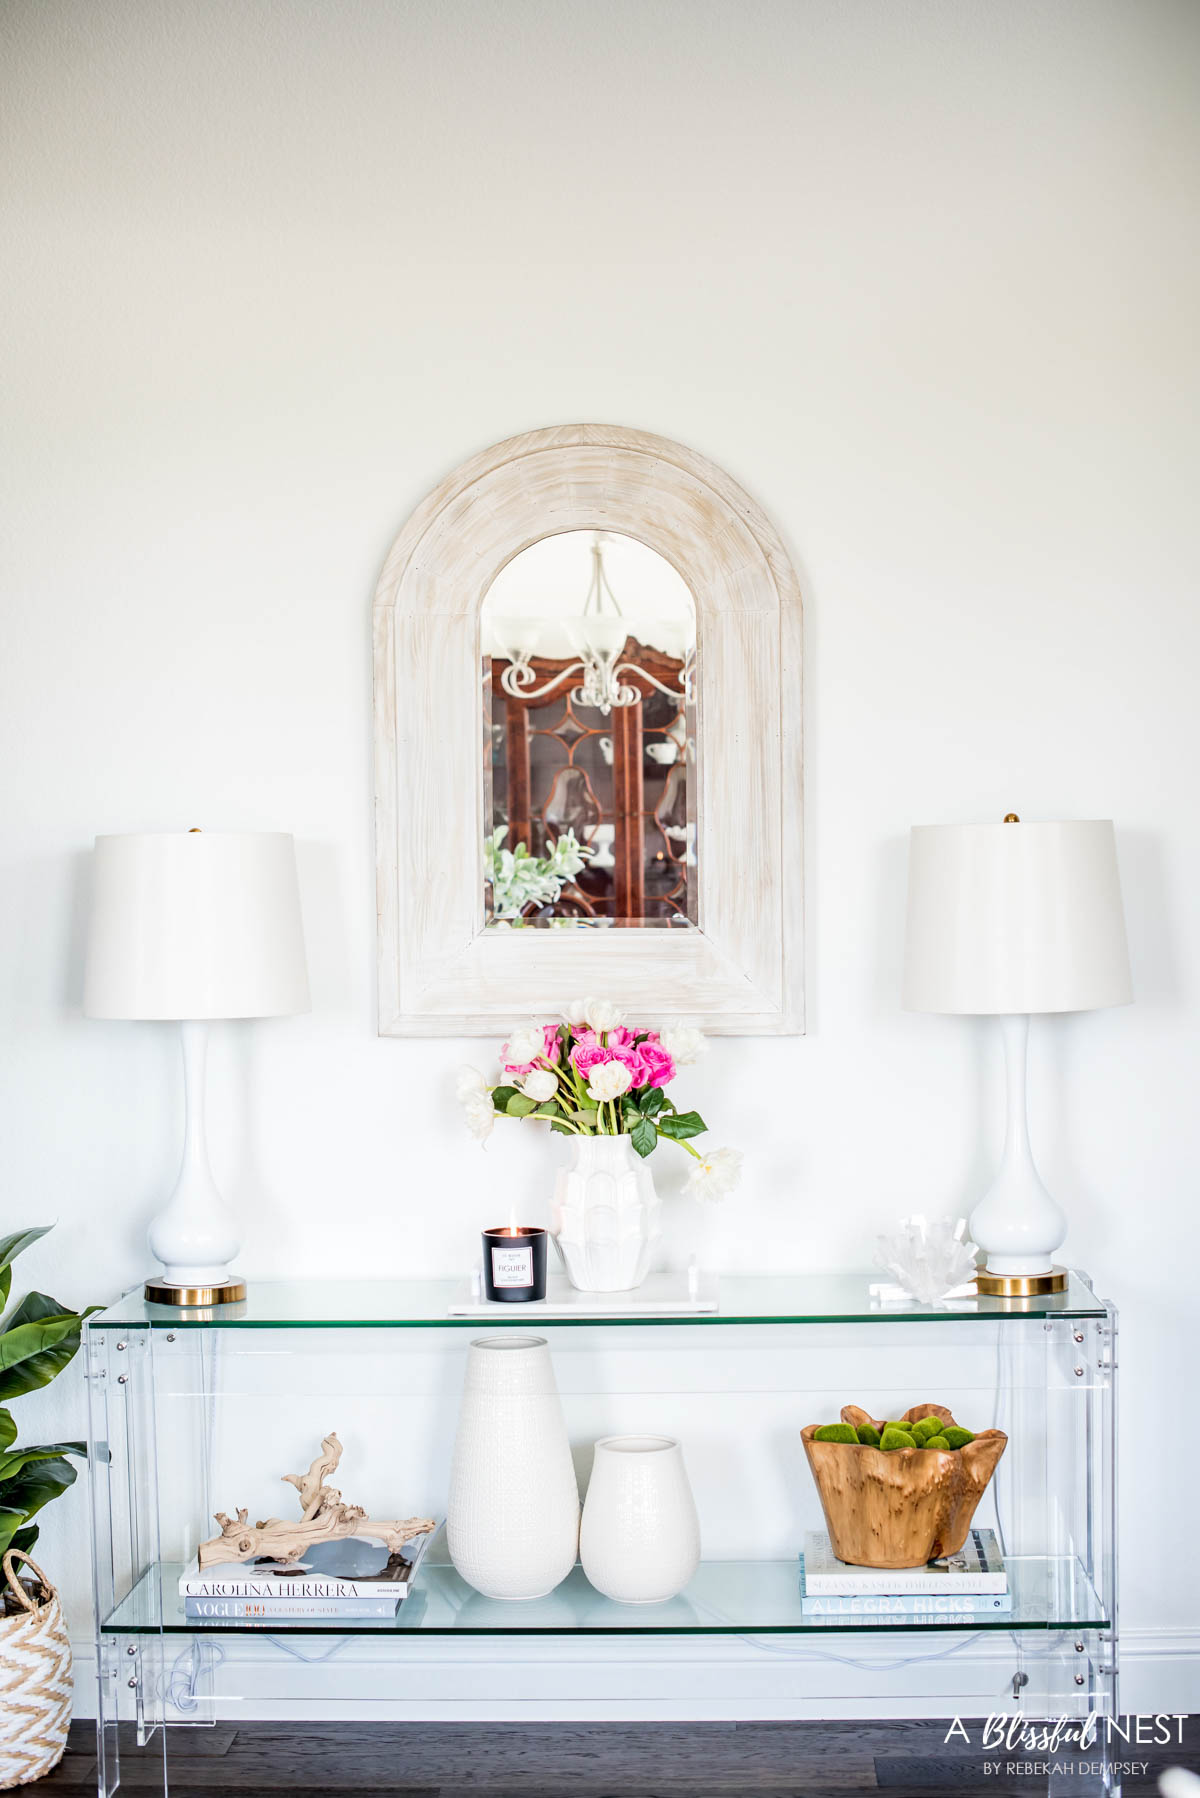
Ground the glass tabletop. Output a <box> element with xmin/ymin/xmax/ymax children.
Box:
<box><xmin>87</xmin><ymin>1271</ymin><xmax>1107</xmax><ymax>1331</ymax></box>
<box><xmin>106</xmin><ymin>1556</ymin><xmax>1110</xmax><ymax>1637</ymax></box>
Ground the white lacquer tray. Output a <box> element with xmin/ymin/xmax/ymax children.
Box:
<box><xmin>447</xmin><ymin>1271</ymin><xmax>720</xmax><ymax>1318</ymax></box>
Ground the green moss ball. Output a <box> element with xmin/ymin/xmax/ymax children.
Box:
<box><xmin>922</xmin><ymin>1434</ymin><xmax>951</xmax><ymax>1450</ymax></box>
<box><xmin>856</xmin><ymin>1424</ymin><xmax>882</xmax><ymax>1446</ymax></box>
<box><xmin>879</xmin><ymin>1426</ymin><xmax>917</xmax><ymax>1451</ymax></box>
<box><xmin>812</xmin><ymin>1422</ymin><xmax>859</xmax><ymax>1444</ymax></box>
<box><xmin>943</xmin><ymin>1426</ymin><xmax>976</xmax><ymax>1449</ymax></box>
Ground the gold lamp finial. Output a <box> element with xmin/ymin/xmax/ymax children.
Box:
<box><xmin>1003</xmin><ymin>813</ymin><xmax>1020</xmax><ymax>824</ymax></box>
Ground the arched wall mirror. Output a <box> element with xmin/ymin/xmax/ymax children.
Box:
<box><xmin>373</xmin><ymin>424</ymin><xmax>803</xmax><ymax>1035</ymax></box>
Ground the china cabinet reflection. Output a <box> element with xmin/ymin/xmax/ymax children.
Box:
<box><xmin>488</xmin><ymin>640</ymin><xmax>693</xmax><ymax>924</ymax></box>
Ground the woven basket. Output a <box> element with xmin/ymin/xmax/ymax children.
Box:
<box><xmin>0</xmin><ymin>1550</ymin><xmax>73</xmax><ymax>1789</ymax></box>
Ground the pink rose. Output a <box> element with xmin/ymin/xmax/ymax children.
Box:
<box><xmin>572</xmin><ymin>1026</ymin><xmax>633</xmax><ymax>1051</ymax></box>
<box><xmin>571</xmin><ymin>1041</ymin><xmax>643</xmax><ymax>1083</ymax></box>
<box><xmin>634</xmin><ymin>1041</ymin><xmax>676</xmax><ymax>1088</ymax></box>
<box><xmin>571</xmin><ymin>1041</ymin><xmax>611</xmax><ymax>1079</ymax></box>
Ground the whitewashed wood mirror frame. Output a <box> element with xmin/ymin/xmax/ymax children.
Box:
<box><xmin>373</xmin><ymin>423</ymin><xmax>803</xmax><ymax>1036</ymax></box>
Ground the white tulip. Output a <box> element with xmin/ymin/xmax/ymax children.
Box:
<box><xmin>455</xmin><ymin>1064</ymin><xmax>489</xmax><ymax>1101</ymax></box>
<box><xmin>521</xmin><ymin>1068</ymin><xmax>559</xmax><ymax>1103</ymax></box>
<box><xmin>684</xmin><ymin>1147</ymin><xmax>743</xmax><ymax>1202</ymax></box>
<box><xmin>587</xmin><ymin>1060</ymin><xmax>634</xmax><ymax>1103</ymax></box>
<box><xmin>564</xmin><ymin>999</ymin><xmax>589</xmax><ymax>1026</ymax></box>
<box><xmin>461</xmin><ymin>1088</ymin><xmax>496</xmax><ymax>1143</ymax></box>
<box><xmin>504</xmin><ymin>1025</ymin><xmax>546</xmax><ymax>1067</ymax></box>
<box><xmin>583</xmin><ymin>997</ymin><xmax>625</xmax><ymax>1034</ymax></box>
<box><xmin>659</xmin><ymin>1026</ymin><xmax>708</xmax><ymax>1066</ymax></box>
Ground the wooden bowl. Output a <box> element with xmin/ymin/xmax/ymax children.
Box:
<box><xmin>801</xmin><ymin>1403</ymin><xmax>1007</xmax><ymax>1569</ymax></box>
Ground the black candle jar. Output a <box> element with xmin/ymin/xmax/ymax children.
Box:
<box><xmin>482</xmin><ymin>1226</ymin><xmax>548</xmax><ymax>1302</ymax></box>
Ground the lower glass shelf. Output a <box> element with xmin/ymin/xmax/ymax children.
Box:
<box><xmin>105</xmin><ymin>1556</ymin><xmax>1111</xmax><ymax>1638</ymax></box>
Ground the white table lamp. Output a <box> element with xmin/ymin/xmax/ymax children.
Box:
<box><xmin>84</xmin><ymin>830</ymin><xmax>310</xmax><ymax>1306</ymax></box>
<box><xmin>902</xmin><ymin>816</ymin><xmax>1132</xmax><ymax>1295</ymax></box>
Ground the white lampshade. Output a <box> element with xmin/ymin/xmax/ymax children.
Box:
<box><xmin>84</xmin><ymin>831</ymin><xmax>310</xmax><ymax>1020</ymax></box>
<box><xmin>902</xmin><ymin>820</ymin><xmax>1132</xmax><ymax>1015</ymax></box>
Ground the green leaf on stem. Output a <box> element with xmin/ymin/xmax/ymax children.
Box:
<box><xmin>0</xmin><ymin>1296</ymin><xmax>91</xmax><ymax>1403</ymax></box>
<box><xmin>638</xmin><ymin>1088</ymin><xmax>667</xmax><ymax>1119</ymax></box>
<box><xmin>629</xmin><ymin>1117</ymin><xmax>658</xmax><ymax>1159</ymax></box>
<box><xmin>505</xmin><ymin>1094</ymin><xmax>538</xmax><ymax>1117</ymax></box>
<box><xmin>549</xmin><ymin>1120</ymin><xmax>574</xmax><ymax>1136</ymax></box>
<box><xmin>534</xmin><ymin>1101</ymin><xmax>563</xmax><ymax>1119</ymax></box>
<box><xmin>491</xmin><ymin>1085</ymin><xmax>519</xmax><ymax>1111</ymax></box>
<box><xmin>656</xmin><ymin>1110</ymin><xmax>707</xmax><ymax>1141</ymax></box>
<box><xmin>0</xmin><ymin>1226</ymin><xmax>53</xmax><ymax>1313</ymax></box>
<box><xmin>0</xmin><ymin>1410</ymin><xmax>15</xmax><ymax>1453</ymax></box>
<box><xmin>0</xmin><ymin>1456</ymin><xmax>79</xmax><ymax>1526</ymax></box>
<box><xmin>0</xmin><ymin>1442</ymin><xmax>85</xmax><ymax>1484</ymax></box>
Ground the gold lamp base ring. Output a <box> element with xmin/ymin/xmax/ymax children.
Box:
<box><xmin>975</xmin><ymin>1265</ymin><xmax>1068</xmax><ymax>1297</ymax></box>
<box><xmin>144</xmin><ymin>1277</ymin><xmax>247</xmax><ymax>1307</ymax></box>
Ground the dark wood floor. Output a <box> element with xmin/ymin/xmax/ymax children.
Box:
<box><xmin>28</xmin><ymin>1718</ymin><xmax>1200</xmax><ymax>1796</ymax></box>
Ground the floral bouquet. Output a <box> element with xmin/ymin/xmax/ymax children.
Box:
<box><xmin>457</xmin><ymin>998</ymin><xmax>742</xmax><ymax>1200</ymax></box>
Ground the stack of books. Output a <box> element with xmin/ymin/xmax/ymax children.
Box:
<box><xmin>178</xmin><ymin>1529</ymin><xmax>436</xmax><ymax>1622</ymax></box>
<box><xmin>799</xmin><ymin>1528</ymin><xmax>1010</xmax><ymax>1623</ymax></box>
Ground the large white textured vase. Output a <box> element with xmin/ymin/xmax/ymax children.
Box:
<box><xmin>552</xmin><ymin>1135</ymin><xmax>662</xmax><ymax>1292</ymax></box>
<box><xmin>447</xmin><ymin>1336</ymin><xmax>580</xmax><ymax>1600</ymax></box>
<box><xmin>580</xmin><ymin>1434</ymin><xmax>701</xmax><ymax>1603</ymax></box>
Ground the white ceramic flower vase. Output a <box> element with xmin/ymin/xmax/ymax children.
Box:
<box><xmin>446</xmin><ymin>1335</ymin><xmax>580</xmax><ymax>1600</ymax></box>
<box><xmin>551</xmin><ymin>1134</ymin><xmax>662</xmax><ymax>1292</ymax></box>
<box><xmin>580</xmin><ymin>1434</ymin><xmax>701</xmax><ymax>1603</ymax></box>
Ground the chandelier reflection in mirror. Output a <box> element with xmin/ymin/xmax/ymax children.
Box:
<box><xmin>482</xmin><ymin>531</ymin><xmax>697</xmax><ymax>929</ymax></box>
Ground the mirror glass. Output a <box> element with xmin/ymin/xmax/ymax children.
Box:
<box><xmin>481</xmin><ymin>531</ymin><xmax>697</xmax><ymax>929</ymax></box>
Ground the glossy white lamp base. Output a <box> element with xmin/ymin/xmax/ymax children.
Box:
<box><xmin>969</xmin><ymin>1013</ymin><xmax>1068</xmax><ymax>1295</ymax></box>
<box><xmin>145</xmin><ymin>1021</ymin><xmax>245</xmax><ymax>1306</ymax></box>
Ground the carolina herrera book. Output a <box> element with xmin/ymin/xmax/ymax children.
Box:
<box><xmin>179</xmin><ymin>1526</ymin><xmax>438</xmax><ymax>1601</ymax></box>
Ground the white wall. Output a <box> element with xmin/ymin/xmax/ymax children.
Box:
<box><xmin>3</xmin><ymin>0</ymin><xmax>1198</xmax><ymax>1718</ymax></box>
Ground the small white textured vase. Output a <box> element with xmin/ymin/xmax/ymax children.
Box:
<box><xmin>580</xmin><ymin>1434</ymin><xmax>701</xmax><ymax>1603</ymax></box>
<box><xmin>552</xmin><ymin>1135</ymin><xmax>662</xmax><ymax>1292</ymax></box>
<box><xmin>447</xmin><ymin>1336</ymin><xmax>580</xmax><ymax>1600</ymax></box>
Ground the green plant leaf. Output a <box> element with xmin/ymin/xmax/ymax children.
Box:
<box><xmin>505</xmin><ymin>1094</ymin><xmax>538</xmax><ymax>1117</ymax></box>
<box><xmin>0</xmin><ymin>1507</ymin><xmax>29</xmax><ymax>1558</ymax></box>
<box><xmin>0</xmin><ymin>1227</ymin><xmax>52</xmax><ymax>1281</ymax></box>
<box><xmin>0</xmin><ymin>1226</ymin><xmax>53</xmax><ymax>1314</ymax></box>
<box><xmin>0</xmin><ymin>1456</ymin><xmax>78</xmax><ymax>1525</ymax></box>
<box><xmin>0</xmin><ymin>1298</ymin><xmax>87</xmax><ymax>1403</ymax></box>
<box><xmin>549</xmin><ymin>1120</ymin><xmax>573</xmax><ymax>1136</ymax></box>
<box><xmin>0</xmin><ymin>1442</ymin><xmax>85</xmax><ymax>1483</ymax></box>
<box><xmin>490</xmin><ymin>1085</ymin><xmax>519</xmax><ymax>1111</ymax></box>
<box><xmin>0</xmin><ymin>1410</ymin><xmax>15</xmax><ymax>1453</ymax></box>
<box><xmin>638</xmin><ymin>1088</ymin><xmax>667</xmax><ymax>1119</ymax></box>
<box><xmin>655</xmin><ymin>1110</ymin><xmax>707</xmax><ymax>1141</ymax></box>
<box><xmin>629</xmin><ymin>1117</ymin><xmax>658</xmax><ymax>1159</ymax></box>
<box><xmin>533</xmin><ymin>1101</ymin><xmax>563</xmax><ymax>1119</ymax></box>
<box><xmin>11</xmin><ymin>1523</ymin><xmax>39</xmax><ymax>1558</ymax></box>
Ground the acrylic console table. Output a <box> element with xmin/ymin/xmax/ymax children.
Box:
<box><xmin>85</xmin><ymin>1272</ymin><xmax>1119</xmax><ymax>1796</ymax></box>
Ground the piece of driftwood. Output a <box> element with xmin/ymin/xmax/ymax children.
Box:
<box><xmin>801</xmin><ymin>1403</ymin><xmax>1007</xmax><ymax>1569</ymax></box>
<box><xmin>197</xmin><ymin>1434</ymin><xmax>436</xmax><ymax>1571</ymax></box>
